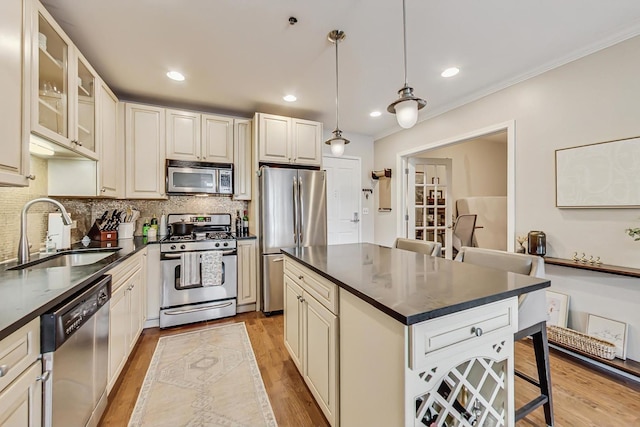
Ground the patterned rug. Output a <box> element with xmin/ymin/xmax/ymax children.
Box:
<box><xmin>128</xmin><ymin>323</ymin><xmax>277</xmax><ymax>427</ymax></box>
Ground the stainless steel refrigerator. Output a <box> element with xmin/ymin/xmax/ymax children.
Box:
<box><xmin>259</xmin><ymin>166</ymin><xmax>327</xmax><ymax>314</ymax></box>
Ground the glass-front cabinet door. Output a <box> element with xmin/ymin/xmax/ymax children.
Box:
<box><xmin>32</xmin><ymin>3</ymin><xmax>99</xmax><ymax>159</ymax></box>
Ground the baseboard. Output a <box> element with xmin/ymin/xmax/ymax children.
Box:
<box><xmin>144</xmin><ymin>318</ymin><xmax>159</xmax><ymax>329</ymax></box>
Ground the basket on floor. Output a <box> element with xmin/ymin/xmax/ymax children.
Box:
<box><xmin>547</xmin><ymin>325</ymin><xmax>617</xmax><ymax>360</ymax></box>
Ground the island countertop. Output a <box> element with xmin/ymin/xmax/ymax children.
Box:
<box><xmin>281</xmin><ymin>243</ymin><xmax>550</xmax><ymax>325</ymax></box>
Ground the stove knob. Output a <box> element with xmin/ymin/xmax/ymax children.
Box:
<box><xmin>223</xmin><ymin>242</ymin><xmax>229</xmax><ymax>247</ymax></box>
<box><xmin>171</xmin><ymin>245</ymin><xmax>176</xmax><ymax>250</ymax></box>
<box><xmin>180</xmin><ymin>244</ymin><xmax>186</xmax><ymax>250</ymax></box>
<box><xmin>215</xmin><ymin>242</ymin><xmax>220</xmax><ymax>248</ymax></box>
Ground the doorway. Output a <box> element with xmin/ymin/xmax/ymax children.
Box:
<box><xmin>397</xmin><ymin>121</ymin><xmax>515</xmax><ymax>254</ymax></box>
<box><xmin>324</xmin><ymin>156</ymin><xmax>361</xmax><ymax>244</ymax></box>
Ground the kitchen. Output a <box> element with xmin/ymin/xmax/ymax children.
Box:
<box><xmin>2</xmin><ymin>0</ymin><xmax>637</xmax><ymax>426</ymax></box>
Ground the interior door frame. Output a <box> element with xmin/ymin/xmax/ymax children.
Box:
<box><xmin>323</xmin><ymin>154</ymin><xmax>362</xmax><ymax>244</ymax></box>
<box><xmin>396</xmin><ymin>120</ymin><xmax>516</xmax><ymax>252</ymax></box>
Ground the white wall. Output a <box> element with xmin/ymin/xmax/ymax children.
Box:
<box><xmin>373</xmin><ymin>35</ymin><xmax>640</xmax><ymax>361</ymax></box>
<box><xmin>322</xmin><ymin>131</ymin><xmax>375</xmax><ymax>243</ymax></box>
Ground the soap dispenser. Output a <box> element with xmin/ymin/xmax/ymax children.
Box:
<box><xmin>45</xmin><ymin>233</ymin><xmax>56</xmax><ymax>253</ymax></box>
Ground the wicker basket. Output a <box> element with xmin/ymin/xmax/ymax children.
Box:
<box><xmin>547</xmin><ymin>325</ymin><xmax>617</xmax><ymax>360</ymax></box>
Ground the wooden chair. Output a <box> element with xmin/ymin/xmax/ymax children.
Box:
<box><xmin>454</xmin><ymin>246</ymin><xmax>554</xmax><ymax>426</ymax></box>
<box><xmin>394</xmin><ymin>238</ymin><xmax>442</xmax><ymax>257</ymax></box>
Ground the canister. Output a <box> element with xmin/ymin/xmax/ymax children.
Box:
<box><xmin>528</xmin><ymin>231</ymin><xmax>546</xmax><ymax>256</ymax></box>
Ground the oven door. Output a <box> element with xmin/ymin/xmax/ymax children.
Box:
<box><xmin>161</xmin><ymin>250</ymin><xmax>237</xmax><ymax>308</ymax></box>
<box><xmin>167</xmin><ymin>166</ymin><xmax>218</xmax><ymax>194</ymax></box>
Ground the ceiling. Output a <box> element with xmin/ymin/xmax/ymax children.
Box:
<box><xmin>41</xmin><ymin>0</ymin><xmax>640</xmax><ymax>139</ymax></box>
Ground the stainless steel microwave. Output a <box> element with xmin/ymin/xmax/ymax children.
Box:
<box><xmin>166</xmin><ymin>160</ymin><xmax>233</xmax><ymax>195</ymax></box>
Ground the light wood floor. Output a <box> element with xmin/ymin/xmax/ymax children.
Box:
<box><xmin>100</xmin><ymin>312</ymin><xmax>640</xmax><ymax>427</ymax></box>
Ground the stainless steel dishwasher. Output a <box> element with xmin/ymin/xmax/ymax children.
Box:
<box><xmin>41</xmin><ymin>275</ymin><xmax>111</xmax><ymax>427</ymax></box>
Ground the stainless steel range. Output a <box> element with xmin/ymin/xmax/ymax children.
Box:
<box><xmin>160</xmin><ymin>213</ymin><xmax>237</xmax><ymax>328</ymax></box>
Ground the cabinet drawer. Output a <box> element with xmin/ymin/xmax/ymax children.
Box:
<box><xmin>285</xmin><ymin>259</ymin><xmax>338</xmax><ymax>314</ymax></box>
<box><xmin>409</xmin><ymin>298</ymin><xmax>517</xmax><ymax>370</ymax></box>
<box><xmin>108</xmin><ymin>251</ymin><xmax>143</xmax><ymax>291</ymax></box>
<box><xmin>0</xmin><ymin>319</ymin><xmax>40</xmax><ymax>393</ymax></box>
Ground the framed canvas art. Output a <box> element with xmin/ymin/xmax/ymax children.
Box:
<box><xmin>587</xmin><ymin>314</ymin><xmax>629</xmax><ymax>359</ymax></box>
<box><xmin>545</xmin><ymin>291</ymin><xmax>569</xmax><ymax>327</ymax></box>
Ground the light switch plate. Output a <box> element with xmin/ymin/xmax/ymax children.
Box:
<box><xmin>363</xmin><ymin>208</ymin><xmax>369</xmax><ymax>215</ymax></box>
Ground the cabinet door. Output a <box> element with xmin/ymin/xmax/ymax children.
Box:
<box><xmin>0</xmin><ymin>0</ymin><xmax>29</xmax><ymax>186</ymax></box>
<box><xmin>303</xmin><ymin>293</ymin><xmax>338</xmax><ymax>425</ymax></box>
<box><xmin>292</xmin><ymin>118</ymin><xmax>322</xmax><ymax>166</ymax></box>
<box><xmin>237</xmin><ymin>239</ymin><xmax>257</xmax><ymax>305</ymax></box>
<box><xmin>128</xmin><ymin>270</ymin><xmax>144</xmax><ymax>350</ymax></box>
<box><xmin>283</xmin><ymin>275</ymin><xmax>303</xmax><ymax>370</ymax></box>
<box><xmin>98</xmin><ymin>80</ymin><xmax>119</xmax><ymax>197</ymax></box>
<box><xmin>0</xmin><ymin>362</ymin><xmax>42</xmax><ymax>427</ymax></box>
<box><xmin>108</xmin><ymin>283</ymin><xmax>128</xmax><ymax>392</ymax></box>
<box><xmin>166</xmin><ymin>109</ymin><xmax>201</xmax><ymax>161</ymax></box>
<box><xmin>202</xmin><ymin>114</ymin><xmax>234</xmax><ymax>163</ymax></box>
<box><xmin>233</xmin><ymin>119</ymin><xmax>252</xmax><ymax>200</ymax></box>
<box><xmin>73</xmin><ymin>50</ymin><xmax>98</xmax><ymax>159</ymax></box>
<box><xmin>125</xmin><ymin>103</ymin><xmax>166</xmax><ymax>199</ymax></box>
<box><xmin>258</xmin><ymin>113</ymin><xmax>291</xmax><ymax>163</ymax></box>
<box><xmin>32</xmin><ymin>3</ymin><xmax>72</xmax><ymax>148</ymax></box>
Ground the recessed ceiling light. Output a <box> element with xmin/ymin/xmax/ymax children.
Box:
<box><xmin>166</xmin><ymin>71</ymin><xmax>185</xmax><ymax>81</ymax></box>
<box><xmin>441</xmin><ymin>67</ymin><xmax>460</xmax><ymax>78</ymax></box>
<box><xmin>369</xmin><ymin>111</ymin><xmax>382</xmax><ymax>118</ymax></box>
<box><xmin>283</xmin><ymin>94</ymin><xmax>297</xmax><ymax>102</ymax></box>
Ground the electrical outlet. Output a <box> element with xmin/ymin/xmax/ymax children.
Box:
<box><xmin>71</xmin><ymin>220</ymin><xmax>77</xmax><ymax>229</ymax></box>
<box><xmin>363</xmin><ymin>208</ymin><xmax>369</xmax><ymax>215</ymax></box>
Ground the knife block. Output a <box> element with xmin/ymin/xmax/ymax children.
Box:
<box><xmin>88</xmin><ymin>221</ymin><xmax>118</xmax><ymax>241</ymax></box>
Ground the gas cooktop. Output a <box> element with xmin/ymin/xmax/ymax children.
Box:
<box><xmin>161</xmin><ymin>213</ymin><xmax>236</xmax><ymax>253</ymax></box>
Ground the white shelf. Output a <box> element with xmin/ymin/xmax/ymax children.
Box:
<box><xmin>78</xmin><ymin>84</ymin><xmax>91</xmax><ymax>97</ymax></box>
<box><xmin>38</xmin><ymin>97</ymin><xmax>62</xmax><ymax>116</ymax></box>
<box><xmin>39</xmin><ymin>46</ymin><xmax>62</xmax><ymax>70</ymax></box>
<box><xmin>78</xmin><ymin>123</ymin><xmax>91</xmax><ymax>134</ymax></box>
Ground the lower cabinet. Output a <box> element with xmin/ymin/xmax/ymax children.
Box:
<box><xmin>0</xmin><ymin>319</ymin><xmax>42</xmax><ymax>427</ymax></box>
<box><xmin>284</xmin><ymin>260</ymin><xmax>339</xmax><ymax>427</ymax></box>
<box><xmin>237</xmin><ymin>239</ymin><xmax>258</xmax><ymax>310</ymax></box>
<box><xmin>107</xmin><ymin>249</ymin><xmax>147</xmax><ymax>392</ymax></box>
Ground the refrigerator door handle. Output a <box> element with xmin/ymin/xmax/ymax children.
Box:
<box><xmin>293</xmin><ymin>176</ymin><xmax>298</xmax><ymax>244</ymax></box>
<box><xmin>298</xmin><ymin>176</ymin><xmax>303</xmax><ymax>243</ymax></box>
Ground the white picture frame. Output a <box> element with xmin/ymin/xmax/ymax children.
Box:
<box><xmin>545</xmin><ymin>291</ymin><xmax>569</xmax><ymax>327</ymax></box>
<box><xmin>587</xmin><ymin>314</ymin><xmax>629</xmax><ymax>360</ymax></box>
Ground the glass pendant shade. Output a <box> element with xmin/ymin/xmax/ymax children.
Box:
<box><xmin>326</xmin><ymin>130</ymin><xmax>348</xmax><ymax>156</ymax></box>
<box><xmin>394</xmin><ymin>100</ymin><xmax>419</xmax><ymax>128</ymax></box>
<box><xmin>324</xmin><ymin>30</ymin><xmax>350</xmax><ymax>157</ymax></box>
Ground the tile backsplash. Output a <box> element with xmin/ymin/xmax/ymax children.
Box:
<box><xmin>0</xmin><ymin>157</ymin><xmax>249</xmax><ymax>263</ymax></box>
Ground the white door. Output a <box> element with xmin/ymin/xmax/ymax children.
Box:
<box><xmin>323</xmin><ymin>156</ymin><xmax>361</xmax><ymax>245</ymax></box>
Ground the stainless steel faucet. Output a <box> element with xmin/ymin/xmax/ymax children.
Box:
<box><xmin>18</xmin><ymin>197</ymin><xmax>72</xmax><ymax>264</ymax></box>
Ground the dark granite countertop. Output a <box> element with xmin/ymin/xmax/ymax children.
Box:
<box><xmin>0</xmin><ymin>236</ymin><xmax>155</xmax><ymax>341</ymax></box>
<box><xmin>282</xmin><ymin>243</ymin><xmax>550</xmax><ymax>325</ymax></box>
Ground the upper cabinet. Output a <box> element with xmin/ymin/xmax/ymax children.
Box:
<box><xmin>98</xmin><ymin>80</ymin><xmax>121</xmax><ymax>198</ymax></box>
<box><xmin>30</xmin><ymin>2</ymin><xmax>98</xmax><ymax>160</ymax></box>
<box><xmin>256</xmin><ymin>113</ymin><xmax>322</xmax><ymax>166</ymax></box>
<box><xmin>125</xmin><ymin>103</ymin><xmax>167</xmax><ymax>199</ymax></box>
<box><xmin>0</xmin><ymin>0</ymin><xmax>30</xmax><ymax>186</ymax></box>
<box><xmin>233</xmin><ymin>119</ymin><xmax>252</xmax><ymax>200</ymax></box>
<box><xmin>166</xmin><ymin>110</ymin><xmax>234</xmax><ymax>164</ymax></box>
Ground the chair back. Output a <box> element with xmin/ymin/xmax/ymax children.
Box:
<box><xmin>395</xmin><ymin>238</ymin><xmax>442</xmax><ymax>257</ymax></box>
<box><xmin>454</xmin><ymin>246</ymin><xmax>547</xmax><ymax>331</ymax></box>
<box><xmin>452</xmin><ymin>214</ymin><xmax>477</xmax><ymax>252</ymax></box>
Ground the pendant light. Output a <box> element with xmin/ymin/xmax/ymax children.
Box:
<box><xmin>387</xmin><ymin>0</ymin><xmax>426</xmax><ymax>129</ymax></box>
<box><xmin>325</xmin><ymin>30</ymin><xmax>350</xmax><ymax>156</ymax></box>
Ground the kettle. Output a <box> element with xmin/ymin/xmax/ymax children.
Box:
<box><xmin>527</xmin><ymin>231</ymin><xmax>546</xmax><ymax>256</ymax></box>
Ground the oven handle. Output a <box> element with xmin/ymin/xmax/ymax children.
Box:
<box><xmin>164</xmin><ymin>301</ymin><xmax>234</xmax><ymax>315</ymax></box>
<box><xmin>162</xmin><ymin>250</ymin><xmax>236</xmax><ymax>259</ymax></box>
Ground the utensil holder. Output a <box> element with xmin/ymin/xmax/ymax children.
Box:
<box><xmin>118</xmin><ymin>222</ymin><xmax>134</xmax><ymax>239</ymax></box>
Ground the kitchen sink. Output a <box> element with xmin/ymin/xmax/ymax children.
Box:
<box><xmin>9</xmin><ymin>249</ymin><xmax>120</xmax><ymax>271</ymax></box>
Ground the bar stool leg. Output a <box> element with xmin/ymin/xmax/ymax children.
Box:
<box><xmin>532</xmin><ymin>324</ymin><xmax>554</xmax><ymax>426</ymax></box>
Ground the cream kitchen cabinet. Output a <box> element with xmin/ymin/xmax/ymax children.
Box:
<box><xmin>233</xmin><ymin>119</ymin><xmax>252</xmax><ymax>200</ymax></box>
<box><xmin>237</xmin><ymin>238</ymin><xmax>257</xmax><ymax>309</ymax></box>
<box><xmin>0</xmin><ymin>0</ymin><xmax>30</xmax><ymax>187</ymax></box>
<box><xmin>97</xmin><ymin>79</ymin><xmax>121</xmax><ymax>197</ymax></box>
<box><xmin>30</xmin><ymin>2</ymin><xmax>99</xmax><ymax>160</ymax></box>
<box><xmin>125</xmin><ymin>103</ymin><xmax>167</xmax><ymax>199</ymax></box>
<box><xmin>0</xmin><ymin>319</ymin><xmax>42</xmax><ymax>427</ymax></box>
<box><xmin>107</xmin><ymin>250</ymin><xmax>147</xmax><ymax>393</ymax></box>
<box><xmin>284</xmin><ymin>259</ymin><xmax>339</xmax><ymax>427</ymax></box>
<box><xmin>166</xmin><ymin>110</ymin><xmax>234</xmax><ymax>163</ymax></box>
<box><xmin>256</xmin><ymin>113</ymin><xmax>322</xmax><ymax>166</ymax></box>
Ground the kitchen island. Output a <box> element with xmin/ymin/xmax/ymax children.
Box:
<box><xmin>281</xmin><ymin>243</ymin><xmax>550</xmax><ymax>427</ymax></box>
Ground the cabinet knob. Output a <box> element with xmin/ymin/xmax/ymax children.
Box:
<box><xmin>298</xmin><ymin>275</ymin><xmax>304</xmax><ymax>280</ymax></box>
<box><xmin>470</xmin><ymin>326</ymin><xmax>483</xmax><ymax>337</ymax></box>
<box><xmin>0</xmin><ymin>364</ymin><xmax>8</xmax><ymax>377</ymax></box>
<box><xmin>101</xmin><ymin>187</ymin><xmax>106</xmax><ymax>193</ymax></box>
<box><xmin>26</xmin><ymin>174</ymin><xmax>36</xmax><ymax>180</ymax></box>
<box><xmin>299</xmin><ymin>297</ymin><xmax>305</xmax><ymax>303</ymax></box>
<box><xmin>296</xmin><ymin>295</ymin><xmax>301</xmax><ymax>301</ymax></box>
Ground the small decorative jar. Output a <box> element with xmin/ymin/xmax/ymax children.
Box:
<box><xmin>528</xmin><ymin>231</ymin><xmax>546</xmax><ymax>256</ymax></box>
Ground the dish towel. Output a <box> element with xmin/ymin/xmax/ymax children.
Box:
<box><xmin>180</xmin><ymin>252</ymin><xmax>201</xmax><ymax>287</ymax></box>
<box><xmin>201</xmin><ymin>251</ymin><xmax>223</xmax><ymax>287</ymax></box>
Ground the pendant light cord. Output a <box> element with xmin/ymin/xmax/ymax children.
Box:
<box><xmin>402</xmin><ymin>0</ymin><xmax>408</xmax><ymax>87</ymax></box>
<box><xmin>335</xmin><ymin>33</ymin><xmax>340</xmax><ymax>131</ymax></box>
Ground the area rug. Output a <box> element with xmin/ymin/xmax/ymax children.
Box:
<box><xmin>128</xmin><ymin>323</ymin><xmax>278</xmax><ymax>427</ymax></box>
